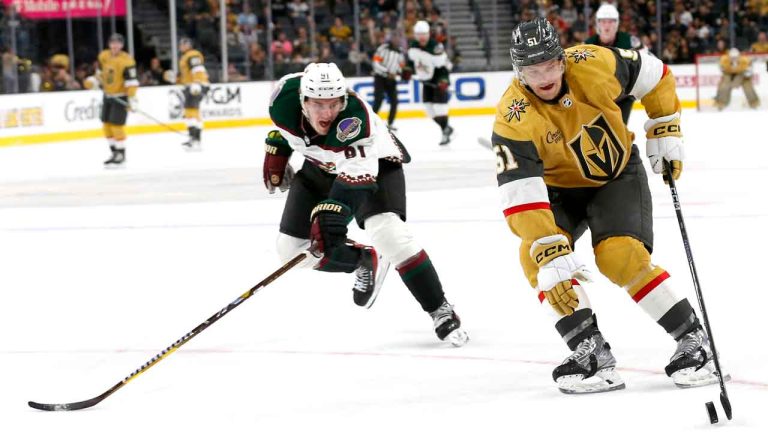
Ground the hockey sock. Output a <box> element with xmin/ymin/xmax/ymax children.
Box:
<box><xmin>396</xmin><ymin>250</ymin><xmax>446</xmax><ymax>312</ymax></box>
<box><xmin>314</xmin><ymin>244</ymin><xmax>362</xmax><ymax>273</ymax></box>
<box><xmin>555</xmin><ymin>309</ymin><xmax>598</xmax><ymax>350</ymax></box>
<box><xmin>433</xmin><ymin>115</ymin><xmax>448</xmax><ymax>130</ymax></box>
<box><xmin>658</xmin><ymin>299</ymin><xmax>700</xmax><ymax>341</ymax></box>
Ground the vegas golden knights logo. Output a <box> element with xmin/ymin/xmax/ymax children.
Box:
<box><xmin>568</xmin><ymin>114</ymin><xmax>625</xmax><ymax>181</ymax></box>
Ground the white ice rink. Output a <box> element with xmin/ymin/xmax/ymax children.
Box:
<box><xmin>1</xmin><ymin>110</ymin><xmax>766</xmax><ymax>431</ymax></box>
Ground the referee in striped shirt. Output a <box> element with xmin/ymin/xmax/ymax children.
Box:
<box><xmin>371</xmin><ymin>33</ymin><xmax>407</xmax><ymax>130</ymax></box>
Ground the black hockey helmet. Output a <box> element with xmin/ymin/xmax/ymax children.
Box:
<box><xmin>179</xmin><ymin>37</ymin><xmax>193</xmax><ymax>47</ymax></box>
<box><xmin>509</xmin><ymin>18</ymin><xmax>564</xmax><ymax>68</ymax></box>
<box><xmin>108</xmin><ymin>33</ymin><xmax>125</xmax><ymax>45</ymax></box>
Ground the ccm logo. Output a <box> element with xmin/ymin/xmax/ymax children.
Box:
<box><xmin>653</xmin><ymin>124</ymin><xmax>681</xmax><ymax>135</ymax></box>
<box><xmin>535</xmin><ymin>244</ymin><xmax>571</xmax><ymax>264</ymax></box>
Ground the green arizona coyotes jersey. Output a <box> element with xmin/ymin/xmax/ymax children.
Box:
<box><xmin>407</xmin><ymin>39</ymin><xmax>450</xmax><ymax>82</ymax></box>
<box><xmin>493</xmin><ymin>44</ymin><xmax>681</xmax><ymax>241</ymax></box>
<box><xmin>269</xmin><ymin>73</ymin><xmax>405</xmax><ymax>190</ymax></box>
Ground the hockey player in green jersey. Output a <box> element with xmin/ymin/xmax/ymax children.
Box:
<box><xmin>264</xmin><ymin>63</ymin><xmax>468</xmax><ymax>346</ymax></box>
<box><xmin>404</xmin><ymin>20</ymin><xmax>454</xmax><ymax>145</ymax></box>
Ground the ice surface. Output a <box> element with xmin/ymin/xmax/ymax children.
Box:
<box><xmin>1</xmin><ymin>110</ymin><xmax>765</xmax><ymax>431</ymax></box>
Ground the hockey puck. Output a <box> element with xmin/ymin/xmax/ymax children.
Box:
<box><xmin>705</xmin><ymin>401</ymin><xmax>718</xmax><ymax>424</ymax></box>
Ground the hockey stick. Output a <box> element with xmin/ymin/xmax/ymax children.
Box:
<box><xmin>28</xmin><ymin>252</ymin><xmax>309</xmax><ymax>411</ymax></box>
<box><xmin>107</xmin><ymin>95</ymin><xmax>189</xmax><ymax>137</ymax></box>
<box><xmin>477</xmin><ymin>136</ymin><xmax>492</xmax><ymax>149</ymax></box>
<box><xmin>663</xmin><ymin>160</ymin><xmax>732</xmax><ymax>420</ymax></box>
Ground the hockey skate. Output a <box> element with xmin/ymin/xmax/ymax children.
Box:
<box><xmin>429</xmin><ymin>301</ymin><xmax>469</xmax><ymax>347</ymax></box>
<box><xmin>439</xmin><ymin>125</ymin><xmax>454</xmax><ymax>146</ymax></box>
<box><xmin>553</xmin><ymin>332</ymin><xmax>625</xmax><ymax>394</ymax></box>
<box><xmin>181</xmin><ymin>138</ymin><xmax>202</xmax><ymax>152</ymax></box>
<box><xmin>103</xmin><ymin>147</ymin><xmax>126</xmax><ymax>169</ymax></box>
<box><xmin>352</xmin><ymin>247</ymin><xmax>390</xmax><ymax>308</ymax></box>
<box><xmin>665</xmin><ymin>327</ymin><xmax>728</xmax><ymax>388</ymax></box>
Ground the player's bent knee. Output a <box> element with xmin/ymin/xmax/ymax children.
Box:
<box><xmin>594</xmin><ymin>236</ymin><xmax>652</xmax><ymax>287</ymax></box>
<box><xmin>365</xmin><ymin>212</ymin><xmax>421</xmax><ymax>266</ymax></box>
<box><xmin>276</xmin><ymin>233</ymin><xmax>317</xmax><ymax>268</ymax></box>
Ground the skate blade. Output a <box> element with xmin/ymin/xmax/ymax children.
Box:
<box><xmin>557</xmin><ymin>368</ymin><xmax>626</xmax><ymax>394</ymax></box>
<box><xmin>104</xmin><ymin>163</ymin><xmax>126</xmax><ymax>170</ymax></box>
<box><xmin>673</xmin><ymin>365</ymin><xmax>731</xmax><ymax>388</ymax></box>
<box><xmin>445</xmin><ymin>328</ymin><xmax>469</xmax><ymax>347</ymax></box>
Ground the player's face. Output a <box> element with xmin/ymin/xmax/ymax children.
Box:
<box><xmin>519</xmin><ymin>58</ymin><xmax>565</xmax><ymax>101</ymax></box>
<box><xmin>304</xmin><ymin>97</ymin><xmax>344</xmax><ymax>135</ymax></box>
<box><xmin>416</xmin><ymin>33</ymin><xmax>429</xmax><ymax>45</ymax></box>
<box><xmin>109</xmin><ymin>41</ymin><xmax>123</xmax><ymax>54</ymax></box>
<box><xmin>597</xmin><ymin>19</ymin><xmax>618</xmax><ymax>43</ymax></box>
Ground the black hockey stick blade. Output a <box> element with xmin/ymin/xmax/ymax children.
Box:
<box><xmin>29</xmin><ymin>397</ymin><xmax>103</xmax><ymax>412</ymax></box>
<box><xmin>28</xmin><ymin>252</ymin><xmax>308</xmax><ymax>411</ymax></box>
<box><xmin>721</xmin><ymin>392</ymin><xmax>733</xmax><ymax>420</ymax></box>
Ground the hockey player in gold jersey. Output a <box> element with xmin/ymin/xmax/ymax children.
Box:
<box><xmin>715</xmin><ymin>47</ymin><xmax>760</xmax><ymax>110</ymax></box>
<box><xmin>493</xmin><ymin>18</ymin><xmax>720</xmax><ymax>393</ymax></box>
<box><xmin>177</xmin><ymin>37</ymin><xmax>209</xmax><ymax>151</ymax></box>
<box><xmin>97</xmin><ymin>33</ymin><xmax>139</xmax><ymax>167</ymax></box>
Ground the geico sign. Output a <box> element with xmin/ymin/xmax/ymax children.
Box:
<box><xmin>352</xmin><ymin>77</ymin><xmax>486</xmax><ymax>104</ymax></box>
<box><xmin>64</xmin><ymin>98</ymin><xmax>102</xmax><ymax>122</ymax></box>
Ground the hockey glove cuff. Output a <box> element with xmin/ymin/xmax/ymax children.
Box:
<box><xmin>263</xmin><ymin>130</ymin><xmax>294</xmax><ymax>194</ymax></box>
<box><xmin>645</xmin><ymin>112</ymin><xmax>684</xmax><ymax>180</ymax></box>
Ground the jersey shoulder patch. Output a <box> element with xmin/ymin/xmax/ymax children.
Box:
<box><xmin>493</xmin><ymin>83</ymin><xmax>541</xmax><ymax>141</ymax></box>
<box><xmin>324</xmin><ymin>93</ymin><xmax>372</xmax><ymax>148</ymax></box>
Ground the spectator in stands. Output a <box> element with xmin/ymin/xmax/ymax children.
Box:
<box><xmin>51</xmin><ymin>62</ymin><xmax>80</xmax><ymax>91</ymax></box>
<box><xmin>293</xmin><ymin>26</ymin><xmax>312</xmax><ymax>59</ymax></box>
<box><xmin>329</xmin><ymin>15</ymin><xmax>353</xmax><ymax>56</ymax></box>
<box><xmin>287</xmin><ymin>0</ymin><xmax>309</xmax><ymax>26</ymax></box>
<box><xmin>560</xmin><ymin>0</ymin><xmax>579</xmax><ymax>29</ymax></box>
<box><xmin>751</xmin><ymin>31</ymin><xmax>768</xmax><ymax>53</ymax></box>
<box><xmin>227</xmin><ymin>63</ymin><xmax>248</xmax><ymax>82</ymax></box>
<box><xmin>271</xmin><ymin>31</ymin><xmax>294</xmax><ymax>57</ymax></box>
<box><xmin>249</xmin><ymin>41</ymin><xmax>266</xmax><ymax>79</ymax></box>
<box><xmin>1</xmin><ymin>45</ymin><xmax>19</xmax><ymax>93</ymax></box>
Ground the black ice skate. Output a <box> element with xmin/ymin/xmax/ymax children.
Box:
<box><xmin>181</xmin><ymin>138</ymin><xmax>201</xmax><ymax>152</ymax></box>
<box><xmin>104</xmin><ymin>147</ymin><xmax>126</xmax><ymax>168</ymax></box>
<box><xmin>553</xmin><ymin>332</ymin><xmax>625</xmax><ymax>394</ymax></box>
<box><xmin>439</xmin><ymin>125</ymin><xmax>454</xmax><ymax>146</ymax></box>
<box><xmin>665</xmin><ymin>327</ymin><xmax>728</xmax><ymax>388</ymax></box>
<box><xmin>352</xmin><ymin>247</ymin><xmax>390</xmax><ymax>309</ymax></box>
<box><xmin>429</xmin><ymin>301</ymin><xmax>469</xmax><ymax>347</ymax></box>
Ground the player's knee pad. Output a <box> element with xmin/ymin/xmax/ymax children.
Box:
<box><xmin>594</xmin><ymin>236</ymin><xmax>654</xmax><ymax>287</ymax></box>
<box><xmin>364</xmin><ymin>212</ymin><xmax>421</xmax><ymax>266</ymax></box>
<box><xmin>424</xmin><ymin>103</ymin><xmax>436</xmax><ymax>119</ymax></box>
<box><xmin>112</xmin><ymin>125</ymin><xmax>126</xmax><ymax>141</ymax></box>
<box><xmin>103</xmin><ymin>122</ymin><xmax>113</xmax><ymax>138</ymax></box>
<box><xmin>276</xmin><ymin>233</ymin><xmax>318</xmax><ymax>269</ymax></box>
<box><xmin>432</xmin><ymin>103</ymin><xmax>449</xmax><ymax>117</ymax></box>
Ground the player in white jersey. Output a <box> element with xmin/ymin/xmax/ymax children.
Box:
<box><xmin>404</xmin><ymin>20</ymin><xmax>454</xmax><ymax>145</ymax></box>
<box><xmin>264</xmin><ymin>63</ymin><xmax>468</xmax><ymax>346</ymax></box>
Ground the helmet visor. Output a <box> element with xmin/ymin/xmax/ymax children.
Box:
<box><xmin>518</xmin><ymin>58</ymin><xmax>565</xmax><ymax>86</ymax></box>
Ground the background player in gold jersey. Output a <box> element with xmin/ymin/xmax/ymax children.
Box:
<box><xmin>97</xmin><ymin>33</ymin><xmax>139</xmax><ymax>167</ymax></box>
<box><xmin>492</xmin><ymin>18</ymin><xmax>720</xmax><ymax>394</ymax></box>
<box><xmin>178</xmin><ymin>37</ymin><xmax>209</xmax><ymax>151</ymax></box>
<box><xmin>715</xmin><ymin>47</ymin><xmax>760</xmax><ymax>110</ymax></box>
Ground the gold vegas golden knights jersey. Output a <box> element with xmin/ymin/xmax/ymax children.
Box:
<box><xmin>493</xmin><ymin>44</ymin><xmax>680</xmax><ymax>241</ymax></box>
<box><xmin>97</xmin><ymin>49</ymin><xmax>139</xmax><ymax>96</ymax></box>
<box><xmin>178</xmin><ymin>49</ymin><xmax>209</xmax><ymax>85</ymax></box>
<box><xmin>719</xmin><ymin>53</ymin><xmax>751</xmax><ymax>76</ymax></box>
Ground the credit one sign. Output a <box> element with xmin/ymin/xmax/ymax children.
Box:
<box><xmin>4</xmin><ymin>0</ymin><xmax>126</xmax><ymax>19</ymax></box>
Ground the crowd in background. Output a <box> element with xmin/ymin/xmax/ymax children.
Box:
<box><xmin>3</xmin><ymin>1</ymin><xmax>768</xmax><ymax>94</ymax></box>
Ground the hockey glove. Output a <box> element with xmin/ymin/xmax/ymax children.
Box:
<box><xmin>263</xmin><ymin>130</ymin><xmax>294</xmax><ymax>194</ymax></box>
<box><xmin>530</xmin><ymin>234</ymin><xmax>591</xmax><ymax>317</ymax></box>
<box><xmin>401</xmin><ymin>68</ymin><xmax>413</xmax><ymax>82</ymax></box>
<box><xmin>310</xmin><ymin>199</ymin><xmax>353</xmax><ymax>255</ymax></box>
<box><xmin>437</xmin><ymin>80</ymin><xmax>450</xmax><ymax>93</ymax></box>
<box><xmin>189</xmin><ymin>82</ymin><xmax>202</xmax><ymax>96</ymax></box>
<box><xmin>128</xmin><ymin>96</ymin><xmax>138</xmax><ymax>112</ymax></box>
<box><xmin>645</xmin><ymin>112</ymin><xmax>684</xmax><ymax>181</ymax></box>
